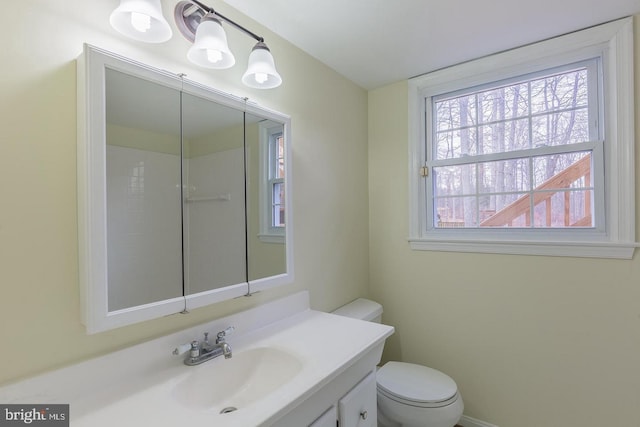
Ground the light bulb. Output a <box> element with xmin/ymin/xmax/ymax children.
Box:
<box><xmin>206</xmin><ymin>49</ymin><xmax>223</xmax><ymax>64</ymax></box>
<box><xmin>130</xmin><ymin>11</ymin><xmax>151</xmax><ymax>33</ymax></box>
<box><xmin>254</xmin><ymin>72</ymin><xmax>268</xmax><ymax>84</ymax></box>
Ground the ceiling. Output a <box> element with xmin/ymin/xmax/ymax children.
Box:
<box><xmin>223</xmin><ymin>0</ymin><xmax>640</xmax><ymax>90</ymax></box>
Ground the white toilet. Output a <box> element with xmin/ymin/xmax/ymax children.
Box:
<box><xmin>332</xmin><ymin>298</ymin><xmax>463</xmax><ymax>427</ymax></box>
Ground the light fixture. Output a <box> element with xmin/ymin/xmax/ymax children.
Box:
<box><xmin>109</xmin><ymin>0</ymin><xmax>282</xmax><ymax>89</ymax></box>
<box><xmin>242</xmin><ymin>42</ymin><xmax>282</xmax><ymax>89</ymax></box>
<box><xmin>186</xmin><ymin>13</ymin><xmax>235</xmax><ymax>69</ymax></box>
<box><xmin>110</xmin><ymin>0</ymin><xmax>173</xmax><ymax>43</ymax></box>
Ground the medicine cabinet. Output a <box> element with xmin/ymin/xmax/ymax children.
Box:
<box><xmin>77</xmin><ymin>45</ymin><xmax>292</xmax><ymax>333</ymax></box>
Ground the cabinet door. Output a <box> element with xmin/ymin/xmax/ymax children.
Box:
<box><xmin>309</xmin><ymin>405</ymin><xmax>337</xmax><ymax>427</ymax></box>
<box><xmin>338</xmin><ymin>371</ymin><xmax>377</xmax><ymax>427</ymax></box>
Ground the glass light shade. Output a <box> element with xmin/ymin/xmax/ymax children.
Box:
<box><xmin>187</xmin><ymin>15</ymin><xmax>236</xmax><ymax>69</ymax></box>
<box><xmin>242</xmin><ymin>42</ymin><xmax>282</xmax><ymax>89</ymax></box>
<box><xmin>109</xmin><ymin>0</ymin><xmax>172</xmax><ymax>43</ymax></box>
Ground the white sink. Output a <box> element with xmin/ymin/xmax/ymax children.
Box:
<box><xmin>0</xmin><ymin>292</ymin><xmax>394</xmax><ymax>427</ymax></box>
<box><xmin>171</xmin><ymin>347</ymin><xmax>303</xmax><ymax>412</ymax></box>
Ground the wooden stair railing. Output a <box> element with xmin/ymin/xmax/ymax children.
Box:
<box><xmin>479</xmin><ymin>154</ymin><xmax>591</xmax><ymax>227</ymax></box>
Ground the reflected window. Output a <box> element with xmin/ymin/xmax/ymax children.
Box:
<box><xmin>270</xmin><ymin>132</ymin><xmax>285</xmax><ymax>228</ymax></box>
<box><xmin>259</xmin><ymin>121</ymin><xmax>285</xmax><ymax>243</ymax></box>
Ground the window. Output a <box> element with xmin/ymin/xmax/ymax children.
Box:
<box><xmin>408</xmin><ymin>18</ymin><xmax>635</xmax><ymax>258</ymax></box>
<box><xmin>259</xmin><ymin>121</ymin><xmax>286</xmax><ymax>243</ymax></box>
<box><xmin>269</xmin><ymin>129</ymin><xmax>286</xmax><ymax>229</ymax></box>
<box><xmin>431</xmin><ymin>61</ymin><xmax>599</xmax><ymax>230</ymax></box>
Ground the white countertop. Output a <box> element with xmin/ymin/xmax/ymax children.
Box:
<box><xmin>0</xmin><ymin>291</ymin><xmax>394</xmax><ymax>426</ymax></box>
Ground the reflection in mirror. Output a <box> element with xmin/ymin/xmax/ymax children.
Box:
<box><xmin>105</xmin><ymin>68</ymin><xmax>183</xmax><ymax>311</ymax></box>
<box><xmin>181</xmin><ymin>93</ymin><xmax>247</xmax><ymax>294</ymax></box>
<box><xmin>245</xmin><ymin>114</ymin><xmax>287</xmax><ymax>282</ymax></box>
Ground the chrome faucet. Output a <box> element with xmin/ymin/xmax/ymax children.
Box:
<box><xmin>214</xmin><ymin>329</ymin><xmax>233</xmax><ymax>359</ymax></box>
<box><xmin>173</xmin><ymin>327</ymin><xmax>234</xmax><ymax>366</ymax></box>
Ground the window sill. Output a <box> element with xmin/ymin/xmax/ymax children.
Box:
<box><xmin>258</xmin><ymin>234</ymin><xmax>285</xmax><ymax>244</ymax></box>
<box><xmin>408</xmin><ymin>237</ymin><xmax>636</xmax><ymax>259</ymax></box>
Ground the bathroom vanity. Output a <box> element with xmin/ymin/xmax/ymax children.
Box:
<box><xmin>0</xmin><ymin>292</ymin><xmax>393</xmax><ymax>426</ymax></box>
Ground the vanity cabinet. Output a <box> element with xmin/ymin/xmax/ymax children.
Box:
<box><xmin>338</xmin><ymin>371</ymin><xmax>377</xmax><ymax>427</ymax></box>
<box><xmin>306</xmin><ymin>371</ymin><xmax>377</xmax><ymax>427</ymax></box>
<box><xmin>277</xmin><ymin>362</ymin><xmax>379</xmax><ymax>427</ymax></box>
<box><xmin>309</xmin><ymin>406</ymin><xmax>337</xmax><ymax>427</ymax></box>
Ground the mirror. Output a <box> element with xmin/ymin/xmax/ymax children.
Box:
<box><xmin>77</xmin><ymin>45</ymin><xmax>292</xmax><ymax>333</ymax></box>
<box><xmin>245</xmin><ymin>114</ymin><xmax>287</xmax><ymax>282</ymax></box>
<box><xmin>105</xmin><ymin>68</ymin><xmax>184</xmax><ymax>311</ymax></box>
<box><xmin>181</xmin><ymin>92</ymin><xmax>246</xmax><ymax>295</ymax></box>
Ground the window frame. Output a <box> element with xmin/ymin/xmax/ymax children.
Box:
<box><xmin>408</xmin><ymin>17</ymin><xmax>636</xmax><ymax>259</ymax></box>
<box><xmin>258</xmin><ymin>120</ymin><xmax>286</xmax><ymax>243</ymax></box>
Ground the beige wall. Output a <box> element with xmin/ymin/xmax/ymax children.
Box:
<box><xmin>368</xmin><ymin>16</ymin><xmax>640</xmax><ymax>427</ymax></box>
<box><xmin>0</xmin><ymin>0</ymin><xmax>368</xmax><ymax>385</ymax></box>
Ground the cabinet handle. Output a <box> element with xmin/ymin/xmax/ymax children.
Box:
<box><xmin>360</xmin><ymin>410</ymin><xmax>367</xmax><ymax>420</ymax></box>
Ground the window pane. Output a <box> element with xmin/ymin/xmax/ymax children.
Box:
<box><xmin>530</xmin><ymin>69</ymin><xmax>588</xmax><ymax>114</ymax></box>
<box><xmin>432</xmin><ymin>67</ymin><xmax>592</xmax><ymax>161</ymax></box>
<box><xmin>436</xmin><ymin>95</ymin><xmax>476</xmax><ymax>132</ymax></box>
<box><xmin>477</xmin><ymin>158</ymin><xmax>530</xmax><ymax>194</ymax></box>
<box><xmin>532</xmin><ymin>152</ymin><xmax>591</xmax><ymax>188</ymax></box>
<box><xmin>272</xmin><ymin>182</ymin><xmax>285</xmax><ymax>227</ymax></box>
<box><xmin>479</xmin><ymin>118</ymin><xmax>530</xmax><ymax>154</ymax></box>
<box><xmin>273</xmin><ymin>204</ymin><xmax>285</xmax><ymax>227</ymax></box>
<box><xmin>435</xmin><ymin>196</ymin><xmax>477</xmax><ymax>227</ymax></box>
<box><xmin>480</xmin><ymin>193</ymin><xmax>530</xmax><ymax>227</ymax></box>
<box><xmin>446</xmin><ymin>153</ymin><xmax>595</xmax><ymax>228</ymax></box>
<box><xmin>532</xmin><ymin>108</ymin><xmax>589</xmax><ymax>147</ymax></box>
<box><xmin>533</xmin><ymin>190</ymin><xmax>593</xmax><ymax>227</ymax></box>
<box><xmin>479</xmin><ymin>83</ymin><xmax>529</xmax><ymax>123</ymax></box>
<box><xmin>476</xmin><ymin>152</ymin><xmax>592</xmax><ymax>228</ymax></box>
<box><xmin>434</xmin><ymin>164</ymin><xmax>476</xmax><ymax>197</ymax></box>
<box><xmin>277</xmin><ymin>136</ymin><xmax>285</xmax><ymax>179</ymax></box>
<box><xmin>435</xmin><ymin>127</ymin><xmax>478</xmax><ymax>159</ymax></box>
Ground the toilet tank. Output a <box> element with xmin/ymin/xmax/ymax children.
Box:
<box><xmin>332</xmin><ymin>298</ymin><xmax>383</xmax><ymax>323</ymax></box>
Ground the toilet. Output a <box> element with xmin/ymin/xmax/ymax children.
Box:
<box><xmin>332</xmin><ymin>298</ymin><xmax>463</xmax><ymax>427</ymax></box>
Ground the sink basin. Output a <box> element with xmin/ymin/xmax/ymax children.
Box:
<box><xmin>171</xmin><ymin>347</ymin><xmax>303</xmax><ymax>411</ymax></box>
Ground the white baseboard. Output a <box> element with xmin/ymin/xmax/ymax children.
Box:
<box><xmin>458</xmin><ymin>415</ymin><xmax>498</xmax><ymax>427</ymax></box>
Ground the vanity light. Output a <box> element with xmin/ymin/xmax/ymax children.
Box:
<box><xmin>109</xmin><ymin>0</ymin><xmax>282</xmax><ymax>89</ymax></box>
<box><xmin>110</xmin><ymin>0</ymin><xmax>173</xmax><ymax>43</ymax></box>
<box><xmin>242</xmin><ymin>42</ymin><xmax>282</xmax><ymax>89</ymax></box>
<box><xmin>187</xmin><ymin>13</ymin><xmax>235</xmax><ymax>69</ymax></box>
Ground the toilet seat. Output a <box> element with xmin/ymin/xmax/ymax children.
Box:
<box><xmin>378</xmin><ymin>386</ymin><xmax>460</xmax><ymax>409</ymax></box>
<box><xmin>377</xmin><ymin>362</ymin><xmax>459</xmax><ymax>408</ymax></box>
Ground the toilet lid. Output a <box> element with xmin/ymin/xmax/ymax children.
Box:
<box><xmin>377</xmin><ymin>362</ymin><xmax>458</xmax><ymax>403</ymax></box>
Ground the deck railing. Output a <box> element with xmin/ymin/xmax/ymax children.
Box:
<box><xmin>479</xmin><ymin>154</ymin><xmax>591</xmax><ymax>227</ymax></box>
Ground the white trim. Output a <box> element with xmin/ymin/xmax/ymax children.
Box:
<box><xmin>78</xmin><ymin>44</ymin><xmax>187</xmax><ymax>334</ymax></box>
<box><xmin>410</xmin><ymin>239</ymin><xmax>637</xmax><ymax>259</ymax></box>
<box><xmin>459</xmin><ymin>414</ymin><xmax>499</xmax><ymax>427</ymax></box>
<box><xmin>605</xmin><ymin>18</ymin><xmax>636</xmax><ymax>245</ymax></box>
<box><xmin>184</xmin><ymin>283</ymin><xmax>248</xmax><ymax>310</ymax></box>
<box><xmin>408</xmin><ymin>18</ymin><xmax>635</xmax><ymax>259</ymax></box>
